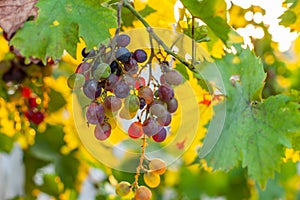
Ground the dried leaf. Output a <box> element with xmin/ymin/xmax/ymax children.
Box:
<box><xmin>0</xmin><ymin>0</ymin><xmax>38</xmax><ymax>39</ymax></box>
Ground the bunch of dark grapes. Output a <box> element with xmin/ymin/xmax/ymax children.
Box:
<box><xmin>68</xmin><ymin>33</ymin><xmax>183</xmax><ymax>144</ymax></box>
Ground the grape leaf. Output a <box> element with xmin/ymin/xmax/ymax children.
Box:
<box><xmin>10</xmin><ymin>0</ymin><xmax>117</xmax><ymax>63</ymax></box>
<box><xmin>122</xmin><ymin>4</ymin><xmax>156</xmax><ymax>27</ymax></box>
<box><xmin>0</xmin><ymin>0</ymin><xmax>38</xmax><ymax>39</ymax></box>
<box><xmin>199</xmin><ymin>46</ymin><xmax>300</xmax><ymax>187</ymax></box>
<box><xmin>180</xmin><ymin>0</ymin><xmax>231</xmax><ymax>43</ymax></box>
<box><xmin>279</xmin><ymin>0</ymin><xmax>300</xmax><ymax>32</ymax></box>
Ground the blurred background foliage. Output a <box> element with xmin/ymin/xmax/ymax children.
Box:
<box><xmin>0</xmin><ymin>0</ymin><xmax>299</xmax><ymax>199</ymax></box>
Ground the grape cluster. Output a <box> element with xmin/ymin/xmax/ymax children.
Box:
<box><xmin>68</xmin><ymin>33</ymin><xmax>183</xmax><ymax>143</ymax></box>
<box><xmin>115</xmin><ymin>158</ymin><xmax>166</xmax><ymax>199</ymax></box>
<box><xmin>22</xmin><ymin>86</ymin><xmax>45</xmax><ymax>125</ymax></box>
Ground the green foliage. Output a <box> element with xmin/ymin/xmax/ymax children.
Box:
<box><xmin>199</xmin><ymin>46</ymin><xmax>300</xmax><ymax>187</ymax></box>
<box><xmin>48</xmin><ymin>88</ymin><xmax>67</xmax><ymax>113</ymax></box>
<box><xmin>30</xmin><ymin>124</ymin><xmax>79</xmax><ymax>189</ymax></box>
<box><xmin>10</xmin><ymin>0</ymin><xmax>117</xmax><ymax>63</ymax></box>
<box><xmin>0</xmin><ymin>133</ymin><xmax>14</xmax><ymax>153</ymax></box>
<box><xmin>121</xmin><ymin>4</ymin><xmax>156</xmax><ymax>27</ymax></box>
<box><xmin>181</xmin><ymin>0</ymin><xmax>231</xmax><ymax>43</ymax></box>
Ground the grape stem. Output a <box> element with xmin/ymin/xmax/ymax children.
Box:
<box><xmin>133</xmin><ymin>135</ymin><xmax>147</xmax><ymax>189</ymax></box>
<box><xmin>122</xmin><ymin>0</ymin><xmax>197</xmax><ymax>73</ymax></box>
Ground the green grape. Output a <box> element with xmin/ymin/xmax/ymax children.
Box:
<box><xmin>149</xmin><ymin>158</ymin><xmax>166</xmax><ymax>175</ymax></box>
<box><xmin>116</xmin><ymin>181</ymin><xmax>131</xmax><ymax>196</ymax></box>
<box><xmin>135</xmin><ymin>186</ymin><xmax>152</xmax><ymax>200</ymax></box>
<box><xmin>67</xmin><ymin>73</ymin><xmax>85</xmax><ymax>89</ymax></box>
<box><xmin>143</xmin><ymin>172</ymin><xmax>161</xmax><ymax>188</ymax></box>
<box><xmin>124</xmin><ymin>94</ymin><xmax>140</xmax><ymax>113</ymax></box>
<box><xmin>92</xmin><ymin>63</ymin><xmax>111</xmax><ymax>80</ymax></box>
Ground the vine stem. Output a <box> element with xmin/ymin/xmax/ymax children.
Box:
<box><xmin>133</xmin><ymin>135</ymin><xmax>147</xmax><ymax>189</ymax></box>
<box><xmin>122</xmin><ymin>0</ymin><xmax>197</xmax><ymax>73</ymax></box>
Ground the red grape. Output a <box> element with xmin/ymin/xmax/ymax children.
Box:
<box><xmin>128</xmin><ymin>121</ymin><xmax>144</xmax><ymax>139</ymax></box>
<box><xmin>94</xmin><ymin>122</ymin><xmax>111</xmax><ymax>140</ymax></box>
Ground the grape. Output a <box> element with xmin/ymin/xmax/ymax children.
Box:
<box><xmin>164</xmin><ymin>70</ymin><xmax>182</xmax><ymax>85</ymax></box>
<box><xmin>114</xmin><ymin>80</ymin><xmax>130</xmax><ymax>98</ymax></box>
<box><xmin>150</xmin><ymin>104</ymin><xmax>167</xmax><ymax>118</ymax></box>
<box><xmin>119</xmin><ymin>107</ymin><xmax>136</xmax><ymax>120</ymax></box>
<box><xmin>81</xmin><ymin>47</ymin><xmax>89</xmax><ymax>58</ymax></box>
<box><xmin>128</xmin><ymin>121</ymin><xmax>144</xmax><ymax>139</ymax></box>
<box><xmin>167</xmin><ymin>98</ymin><xmax>178</xmax><ymax>113</ymax></box>
<box><xmin>28</xmin><ymin>97</ymin><xmax>38</xmax><ymax>108</ymax></box>
<box><xmin>159</xmin><ymin>74</ymin><xmax>167</xmax><ymax>85</ymax></box>
<box><xmin>152</xmin><ymin>127</ymin><xmax>167</xmax><ymax>142</ymax></box>
<box><xmin>138</xmin><ymin>86</ymin><xmax>154</xmax><ymax>105</ymax></box>
<box><xmin>133</xmin><ymin>49</ymin><xmax>148</xmax><ymax>63</ymax></box>
<box><xmin>124</xmin><ymin>58</ymin><xmax>139</xmax><ymax>74</ymax></box>
<box><xmin>105</xmin><ymin>74</ymin><xmax>119</xmax><ymax>92</ymax></box>
<box><xmin>104</xmin><ymin>95</ymin><xmax>122</xmax><ymax>112</ymax></box>
<box><xmin>156</xmin><ymin>112</ymin><xmax>171</xmax><ymax>126</ymax></box>
<box><xmin>31</xmin><ymin>111</ymin><xmax>44</xmax><ymax>125</ymax></box>
<box><xmin>75</xmin><ymin>62</ymin><xmax>91</xmax><ymax>74</ymax></box>
<box><xmin>124</xmin><ymin>94</ymin><xmax>140</xmax><ymax>113</ymax></box>
<box><xmin>21</xmin><ymin>87</ymin><xmax>31</xmax><ymax>98</ymax></box>
<box><xmin>124</xmin><ymin>74</ymin><xmax>136</xmax><ymax>88</ymax></box>
<box><xmin>95</xmin><ymin>82</ymin><xmax>102</xmax><ymax>98</ymax></box>
<box><xmin>109</xmin><ymin>60</ymin><xmax>120</xmax><ymax>74</ymax></box>
<box><xmin>94</xmin><ymin>122</ymin><xmax>111</xmax><ymax>141</ymax></box>
<box><xmin>92</xmin><ymin>63</ymin><xmax>111</xmax><ymax>80</ymax></box>
<box><xmin>149</xmin><ymin>158</ymin><xmax>166</xmax><ymax>175</ymax></box>
<box><xmin>115</xmin><ymin>181</ymin><xmax>131</xmax><ymax>196</ymax></box>
<box><xmin>139</xmin><ymin>98</ymin><xmax>146</xmax><ymax>109</ymax></box>
<box><xmin>83</xmin><ymin>79</ymin><xmax>98</xmax><ymax>99</ymax></box>
<box><xmin>67</xmin><ymin>73</ymin><xmax>85</xmax><ymax>89</ymax></box>
<box><xmin>157</xmin><ymin>84</ymin><xmax>174</xmax><ymax>102</ymax></box>
<box><xmin>142</xmin><ymin>118</ymin><xmax>162</xmax><ymax>137</ymax></box>
<box><xmin>135</xmin><ymin>186</ymin><xmax>152</xmax><ymax>200</ymax></box>
<box><xmin>2</xmin><ymin>66</ymin><xmax>26</xmax><ymax>83</ymax></box>
<box><xmin>135</xmin><ymin>77</ymin><xmax>146</xmax><ymax>89</ymax></box>
<box><xmin>143</xmin><ymin>172</ymin><xmax>160</xmax><ymax>188</ymax></box>
<box><xmin>116</xmin><ymin>34</ymin><xmax>131</xmax><ymax>47</ymax></box>
<box><xmin>86</xmin><ymin>102</ymin><xmax>105</xmax><ymax>124</ymax></box>
<box><xmin>116</xmin><ymin>47</ymin><xmax>131</xmax><ymax>63</ymax></box>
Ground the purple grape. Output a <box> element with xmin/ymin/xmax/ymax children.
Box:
<box><xmin>167</xmin><ymin>98</ymin><xmax>178</xmax><ymax>113</ymax></box>
<box><xmin>116</xmin><ymin>47</ymin><xmax>131</xmax><ymax>63</ymax></box>
<box><xmin>139</xmin><ymin>98</ymin><xmax>146</xmax><ymax>109</ymax></box>
<box><xmin>142</xmin><ymin>118</ymin><xmax>162</xmax><ymax>137</ymax></box>
<box><xmin>105</xmin><ymin>74</ymin><xmax>119</xmax><ymax>92</ymax></box>
<box><xmin>164</xmin><ymin>70</ymin><xmax>182</xmax><ymax>85</ymax></box>
<box><xmin>110</xmin><ymin>60</ymin><xmax>120</xmax><ymax>74</ymax></box>
<box><xmin>157</xmin><ymin>112</ymin><xmax>172</xmax><ymax>126</ymax></box>
<box><xmin>124</xmin><ymin>74</ymin><xmax>135</xmax><ymax>88</ymax></box>
<box><xmin>83</xmin><ymin>79</ymin><xmax>98</xmax><ymax>99</ymax></box>
<box><xmin>116</xmin><ymin>34</ymin><xmax>131</xmax><ymax>47</ymax></box>
<box><xmin>152</xmin><ymin>128</ymin><xmax>167</xmax><ymax>142</ymax></box>
<box><xmin>86</xmin><ymin>102</ymin><xmax>105</xmax><ymax>124</ymax></box>
<box><xmin>114</xmin><ymin>80</ymin><xmax>130</xmax><ymax>98</ymax></box>
<box><xmin>124</xmin><ymin>58</ymin><xmax>139</xmax><ymax>74</ymax></box>
<box><xmin>104</xmin><ymin>96</ymin><xmax>122</xmax><ymax>112</ymax></box>
<box><xmin>94</xmin><ymin>122</ymin><xmax>111</xmax><ymax>141</ymax></box>
<box><xmin>150</xmin><ymin>104</ymin><xmax>167</xmax><ymax>118</ymax></box>
<box><xmin>133</xmin><ymin>49</ymin><xmax>147</xmax><ymax>63</ymax></box>
<box><xmin>157</xmin><ymin>84</ymin><xmax>174</xmax><ymax>102</ymax></box>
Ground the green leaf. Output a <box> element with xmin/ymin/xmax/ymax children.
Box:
<box><xmin>0</xmin><ymin>133</ymin><xmax>14</xmax><ymax>153</ymax></box>
<box><xmin>48</xmin><ymin>88</ymin><xmax>67</xmax><ymax>113</ymax></box>
<box><xmin>10</xmin><ymin>0</ymin><xmax>117</xmax><ymax>62</ymax></box>
<box><xmin>30</xmin><ymin>124</ymin><xmax>65</xmax><ymax>161</ymax></box>
<box><xmin>122</xmin><ymin>4</ymin><xmax>156</xmax><ymax>27</ymax></box>
<box><xmin>38</xmin><ymin>174</ymin><xmax>61</xmax><ymax>197</ymax></box>
<box><xmin>181</xmin><ymin>0</ymin><xmax>231</xmax><ymax>43</ymax></box>
<box><xmin>175</xmin><ymin>63</ymin><xmax>189</xmax><ymax>81</ymax></box>
<box><xmin>55</xmin><ymin>152</ymin><xmax>80</xmax><ymax>189</ymax></box>
<box><xmin>279</xmin><ymin>10</ymin><xmax>297</xmax><ymax>26</ymax></box>
<box><xmin>199</xmin><ymin>47</ymin><xmax>300</xmax><ymax>187</ymax></box>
